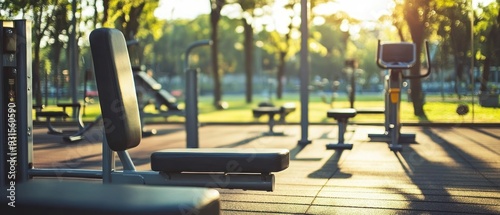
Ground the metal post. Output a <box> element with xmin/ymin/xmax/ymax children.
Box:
<box><xmin>1</xmin><ymin>20</ymin><xmax>33</xmax><ymax>186</ymax></box>
<box><xmin>184</xmin><ymin>40</ymin><xmax>211</xmax><ymax>148</ymax></box>
<box><xmin>298</xmin><ymin>0</ymin><xmax>311</xmax><ymax>146</ymax></box>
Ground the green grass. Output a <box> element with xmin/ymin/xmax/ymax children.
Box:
<box><xmin>34</xmin><ymin>93</ymin><xmax>500</xmax><ymax>124</ymax></box>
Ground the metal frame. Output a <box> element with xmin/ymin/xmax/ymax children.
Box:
<box><xmin>1</xmin><ymin>20</ymin><xmax>33</xmax><ymax>186</ymax></box>
<box><xmin>5</xmin><ymin>24</ymin><xmax>276</xmax><ymax>191</ymax></box>
<box><xmin>369</xmin><ymin>40</ymin><xmax>431</xmax><ymax>151</ymax></box>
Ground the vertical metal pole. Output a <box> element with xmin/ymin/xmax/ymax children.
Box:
<box><xmin>102</xmin><ymin>135</ymin><xmax>114</xmax><ymax>184</ymax></box>
<box><xmin>1</xmin><ymin>20</ymin><xmax>32</xmax><ymax>186</ymax></box>
<box><xmin>298</xmin><ymin>0</ymin><xmax>311</xmax><ymax>146</ymax></box>
<box><xmin>0</xmin><ymin>22</ymin><xmax>5</xmax><ymax>186</ymax></box>
<box><xmin>16</xmin><ymin>20</ymin><xmax>33</xmax><ymax>182</ymax></box>
<box><xmin>69</xmin><ymin>0</ymin><xmax>79</xmax><ymax>118</ymax></box>
<box><xmin>184</xmin><ymin>40</ymin><xmax>211</xmax><ymax>148</ymax></box>
<box><xmin>469</xmin><ymin>0</ymin><xmax>475</xmax><ymax>122</ymax></box>
<box><xmin>185</xmin><ymin>68</ymin><xmax>199</xmax><ymax>148</ymax></box>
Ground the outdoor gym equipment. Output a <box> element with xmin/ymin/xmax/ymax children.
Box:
<box><xmin>127</xmin><ymin>40</ymin><xmax>184</xmax><ymax>137</ymax></box>
<box><xmin>325</xmin><ymin>108</ymin><xmax>357</xmax><ymax>150</ymax></box>
<box><xmin>252</xmin><ymin>102</ymin><xmax>296</xmax><ymax>136</ymax></box>
<box><xmin>184</xmin><ymin>40</ymin><xmax>212</xmax><ymax>148</ymax></box>
<box><xmin>34</xmin><ymin>103</ymin><xmax>84</xmax><ymax>135</ymax></box>
<box><xmin>89</xmin><ymin>28</ymin><xmax>289</xmax><ymax>191</ymax></box>
<box><xmin>368</xmin><ymin>40</ymin><xmax>431</xmax><ymax>151</ymax></box>
<box><xmin>0</xmin><ymin>20</ymin><xmax>220</xmax><ymax>215</ymax></box>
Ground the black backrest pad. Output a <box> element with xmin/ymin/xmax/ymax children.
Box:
<box><xmin>89</xmin><ymin>28</ymin><xmax>142</xmax><ymax>151</ymax></box>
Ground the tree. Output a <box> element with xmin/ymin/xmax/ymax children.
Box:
<box><xmin>210</xmin><ymin>0</ymin><xmax>226</xmax><ymax>108</ymax></box>
<box><xmin>435</xmin><ymin>0</ymin><xmax>473</xmax><ymax>100</ymax></box>
<box><xmin>238</xmin><ymin>0</ymin><xmax>270</xmax><ymax>103</ymax></box>
<box><xmin>475</xmin><ymin>2</ymin><xmax>499</xmax><ymax>94</ymax></box>
<box><xmin>400</xmin><ymin>0</ymin><xmax>432</xmax><ymax>118</ymax></box>
<box><xmin>101</xmin><ymin>0</ymin><xmax>160</xmax><ymax>70</ymax></box>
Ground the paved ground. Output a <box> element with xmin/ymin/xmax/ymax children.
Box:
<box><xmin>32</xmin><ymin>122</ymin><xmax>500</xmax><ymax>214</ymax></box>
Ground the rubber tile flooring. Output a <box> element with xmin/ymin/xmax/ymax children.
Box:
<box><xmin>32</xmin><ymin>122</ymin><xmax>500</xmax><ymax>214</ymax></box>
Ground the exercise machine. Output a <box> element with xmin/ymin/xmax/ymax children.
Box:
<box><xmin>0</xmin><ymin>20</ymin><xmax>220</xmax><ymax>215</ymax></box>
<box><xmin>325</xmin><ymin>108</ymin><xmax>357</xmax><ymax>150</ymax></box>
<box><xmin>368</xmin><ymin>40</ymin><xmax>431</xmax><ymax>151</ymax></box>
<box><xmin>252</xmin><ymin>102</ymin><xmax>296</xmax><ymax>136</ymax></box>
<box><xmin>89</xmin><ymin>28</ymin><xmax>289</xmax><ymax>191</ymax></box>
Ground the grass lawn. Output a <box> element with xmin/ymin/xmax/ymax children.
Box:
<box><xmin>34</xmin><ymin>93</ymin><xmax>499</xmax><ymax>124</ymax></box>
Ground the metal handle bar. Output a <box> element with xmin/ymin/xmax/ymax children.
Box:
<box><xmin>376</xmin><ymin>40</ymin><xmax>432</xmax><ymax>79</ymax></box>
<box><xmin>184</xmin><ymin>40</ymin><xmax>213</xmax><ymax>70</ymax></box>
<box><xmin>402</xmin><ymin>41</ymin><xmax>431</xmax><ymax>79</ymax></box>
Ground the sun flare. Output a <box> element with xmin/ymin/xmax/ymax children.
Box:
<box><xmin>314</xmin><ymin>0</ymin><xmax>395</xmax><ymax>21</ymax></box>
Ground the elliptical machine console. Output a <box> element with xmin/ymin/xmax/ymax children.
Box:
<box><xmin>378</xmin><ymin>42</ymin><xmax>416</xmax><ymax>69</ymax></box>
<box><xmin>370</xmin><ymin>40</ymin><xmax>431</xmax><ymax>151</ymax></box>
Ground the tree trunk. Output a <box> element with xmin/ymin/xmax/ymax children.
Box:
<box><xmin>243</xmin><ymin>18</ymin><xmax>254</xmax><ymax>103</ymax></box>
<box><xmin>480</xmin><ymin>56</ymin><xmax>491</xmax><ymax>93</ymax></box>
<box><xmin>276</xmin><ymin>51</ymin><xmax>286</xmax><ymax>99</ymax></box>
<box><xmin>404</xmin><ymin>0</ymin><xmax>428</xmax><ymax>118</ymax></box>
<box><xmin>210</xmin><ymin>0</ymin><xmax>224</xmax><ymax>108</ymax></box>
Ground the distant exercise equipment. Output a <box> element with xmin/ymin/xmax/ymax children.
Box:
<box><xmin>368</xmin><ymin>40</ymin><xmax>431</xmax><ymax>151</ymax></box>
<box><xmin>1</xmin><ymin>20</ymin><xmax>220</xmax><ymax>215</ymax></box>
<box><xmin>34</xmin><ymin>103</ymin><xmax>84</xmax><ymax>135</ymax></box>
<box><xmin>252</xmin><ymin>102</ymin><xmax>296</xmax><ymax>136</ymax></box>
<box><xmin>132</xmin><ymin>66</ymin><xmax>184</xmax><ymax>117</ymax></box>
<box><xmin>126</xmin><ymin>39</ymin><xmax>184</xmax><ymax>137</ymax></box>
<box><xmin>325</xmin><ymin>108</ymin><xmax>357</xmax><ymax>150</ymax></box>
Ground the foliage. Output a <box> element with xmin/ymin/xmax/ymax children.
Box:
<box><xmin>2</xmin><ymin>0</ymin><xmax>499</xmax><ymax>112</ymax></box>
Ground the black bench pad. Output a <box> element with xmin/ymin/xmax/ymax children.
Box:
<box><xmin>356</xmin><ymin>107</ymin><xmax>385</xmax><ymax>114</ymax></box>
<box><xmin>36</xmin><ymin>111</ymin><xmax>69</xmax><ymax>118</ymax></box>
<box><xmin>151</xmin><ymin>148</ymin><xmax>290</xmax><ymax>173</ymax></box>
<box><xmin>252</xmin><ymin>103</ymin><xmax>296</xmax><ymax>118</ymax></box>
<box><xmin>253</xmin><ymin>106</ymin><xmax>281</xmax><ymax>116</ymax></box>
<box><xmin>1</xmin><ymin>180</ymin><xmax>220</xmax><ymax>215</ymax></box>
<box><xmin>327</xmin><ymin>108</ymin><xmax>357</xmax><ymax>120</ymax></box>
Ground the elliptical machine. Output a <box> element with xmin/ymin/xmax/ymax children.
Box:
<box><xmin>369</xmin><ymin>40</ymin><xmax>431</xmax><ymax>152</ymax></box>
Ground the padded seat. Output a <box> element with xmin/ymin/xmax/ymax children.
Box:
<box><xmin>327</xmin><ymin>108</ymin><xmax>357</xmax><ymax>120</ymax></box>
<box><xmin>356</xmin><ymin>107</ymin><xmax>385</xmax><ymax>114</ymax></box>
<box><xmin>326</xmin><ymin>108</ymin><xmax>357</xmax><ymax>150</ymax></box>
<box><xmin>151</xmin><ymin>148</ymin><xmax>290</xmax><ymax>173</ymax></box>
<box><xmin>36</xmin><ymin>111</ymin><xmax>69</xmax><ymax>118</ymax></box>
<box><xmin>1</xmin><ymin>180</ymin><xmax>220</xmax><ymax>215</ymax></box>
<box><xmin>252</xmin><ymin>103</ymin><xmax>296</xmax><ymax>136</ymax></box>
<box><xmin>252</xmin><ymin>106</ymin><xmax>281</xmax><ymax>116</ymax></box>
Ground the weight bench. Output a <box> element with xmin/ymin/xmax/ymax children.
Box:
<box><xmin>252</xmin><ymin>102</ymin><xmax>296</xmax><ymax>136</ymax></box>
<box><xmin>1</xmin><ymin>180</ymin><xmax>220</xmax><ymax>215</ymax></box>
<box><xmin>90</xmin><ymin>28</ymin><xmax>289</xmax><ymax>191</ymax></box>
<box><xmin>326</xmin><ymin>108</ymin><xmax>357</xmax><ymax>150</ymax></box>
<box><xmin>34</xmin><ymin>103</ymin><xmax>84</xmax><ymax>135</ymax></box>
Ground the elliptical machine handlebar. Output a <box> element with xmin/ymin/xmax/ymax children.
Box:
<box><xmin>376</xmin><ymin>40</ymin><xmax>432</xmax><ymax>79</ymax></box>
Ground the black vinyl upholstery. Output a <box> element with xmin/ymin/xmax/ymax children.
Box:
<box><xmin>89</xmin><ymin>28</ymin><xmax>142</xmax><ymax>151</ymax></box>
<box><xmin>327</xmin><ymin>108</ymin><xmax>357</xmax><ymax>120</ymax></box>
<box><xmin>1</xmin><ymin>180</ymin><xmax>220</xmax><ymax>215</ymax></box>
<box><xmin>151</xmin><ymin>148</ymin><xmax>290</xmax><ymax>173</ymax></box>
